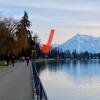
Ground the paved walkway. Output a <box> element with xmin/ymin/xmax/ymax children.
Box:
<box><xmin>0</xmin><ymin>62</ymin><xmax>33</xmax><ymax>100</ymax></box>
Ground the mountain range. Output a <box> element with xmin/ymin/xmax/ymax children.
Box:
<box><xmin>54</xmin><ymin>34</ymin><xmax>100</xmax><ymax>53</ymax></box>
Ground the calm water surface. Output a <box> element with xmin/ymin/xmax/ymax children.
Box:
<box><xmin>36</xmin><ymin>59</ymin><xmax>100</xmax><ymax>100</ymax></box>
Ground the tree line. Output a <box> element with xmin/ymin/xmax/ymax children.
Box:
<box><xmin>0</xmin><ymin>11</ymin><xmax>42</xmax><ymax>60</ymax></box>
<box><xmin>47</xmin><ymin>48</ymin><xmax>100</xmax><ymax>59</ymax></box>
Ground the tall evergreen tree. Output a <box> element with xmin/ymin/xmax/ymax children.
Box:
<box><xmin>20</xmin><ymin>11</ymin><xmax>31</xmax><ymax>28</ymax></box>
<box><xmin>16</xmin><ymin>11</ymin><xmax>31</xmax><ymax>56</ymax></box>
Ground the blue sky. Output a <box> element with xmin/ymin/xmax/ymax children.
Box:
<box><xmin>0</xmin><ymin>0</ymin><xmax>100</xmax><ymax>44</ymax></box>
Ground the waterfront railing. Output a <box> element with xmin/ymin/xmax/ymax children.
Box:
<box><xmin>31</xmin><ymin>62</ymin><xmax>48</xmax><ymax>100</ymax></box>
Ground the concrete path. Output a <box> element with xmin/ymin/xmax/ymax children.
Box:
<box><xmin>0</xmin><ymin>62</ymin><xmax>33</xmax><ymax>100</ymax></box>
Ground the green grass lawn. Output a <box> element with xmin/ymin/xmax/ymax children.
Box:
<box><xmin>0</xmin><ymin>60</ymin><xmax>19</xmax><ymax>68</ymax></box>
<box><xmin>0</xmin><ymin>61</ymin><xmax>7</xmax><ymax>67</ymax></box>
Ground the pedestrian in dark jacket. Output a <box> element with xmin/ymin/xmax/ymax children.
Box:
<box><xmin>26</xmin><ymin>57</ymin><xmax>29</xmax><ymax>66</ymax></box>
<box><xmin>6</xmin><ymin>54</ymin><xmax>10</xmax><ymax>66</ymax></box>
<box><xmin>11</xmin><ymin>55</ymin><xmax>15</xmax><ymax>67</ymax></box>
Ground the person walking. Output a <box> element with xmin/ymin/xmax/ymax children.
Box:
<box><xmin>20</xmin><ymin>56</ymin><xmax>23</xmax><ymax>62</ymax></box>
<box><xmin>6</xmin><ymin>54</ymin><xmax>10</xmax><ymax>66</ymax></box>
<box><xmin>26</xmin><ymin>57</ymin><xmax>29</xmax><ymax>66</ymax></box>
<box><xmin>11</xmin><ymin>55</ymin><xmax>15</xmax><ymax>67</ymax></box>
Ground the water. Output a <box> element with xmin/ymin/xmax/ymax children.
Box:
<box><xmin>36</xmin><ymin>59</ymin><xmax>100</xmax><ymax>100</ymax></box>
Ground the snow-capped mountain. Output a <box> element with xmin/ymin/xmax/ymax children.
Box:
<box><xmin>59</xmin><ymin>34</ymin><xmax>100</xmax><ymax>53</ymax></box>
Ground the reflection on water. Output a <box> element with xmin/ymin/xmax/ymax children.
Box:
<box><xmin>36</xmin><ymin>59</ymin><xmax>100</xmax><ymax>100</ymax></box>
